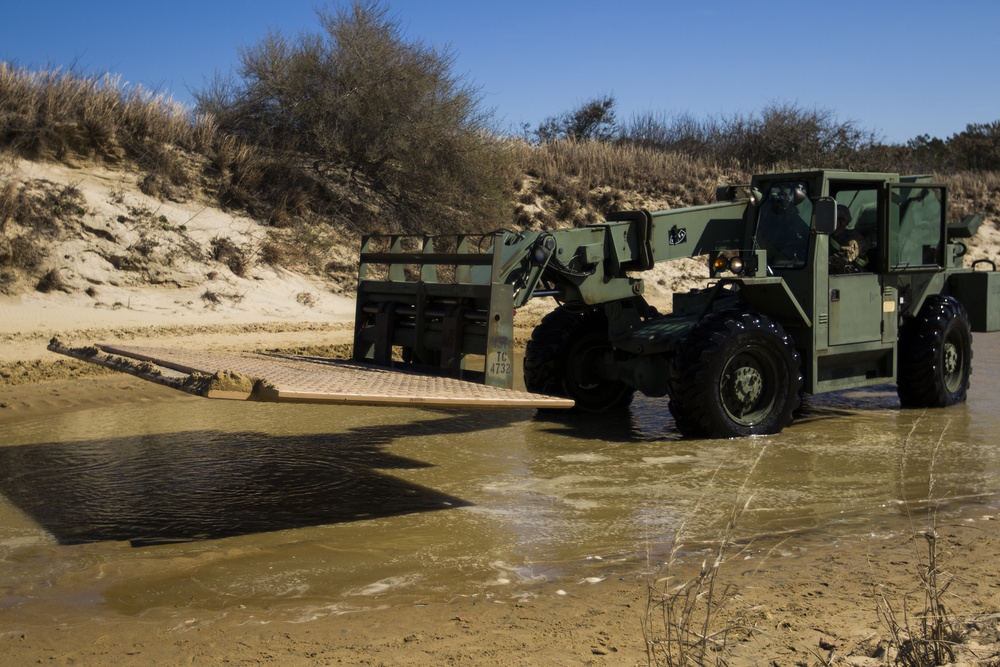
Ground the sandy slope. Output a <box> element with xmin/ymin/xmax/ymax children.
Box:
<box><xmin>0</xmin><ymin>159</ymin><xmax>363</xmax><ymax>371</ymax></box>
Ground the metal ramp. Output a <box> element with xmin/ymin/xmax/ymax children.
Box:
<box><xmin>47</xmin><ymin>341</ymin><xmax>574</xmax><ymax>410</ymax></box>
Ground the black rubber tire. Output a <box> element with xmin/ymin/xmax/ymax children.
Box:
<box><xmin>897</xmin><ymin>295</ymin><xmax>972</xmax><ymax>408</ymax></box>
<box><xmin>668</xmin><ymin>311</ymin><xmax>803</xmax><ymax>438</ymax></box>
<box><xmin>524</xmin><ymin>306</ymin><xmax>635</xmax><ymax>413</ymax></box>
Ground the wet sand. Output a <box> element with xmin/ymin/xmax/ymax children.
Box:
<box><xmin>3</xmin><ymin>332</ymin><xmax>1000</xmax><ymax>665</ymax></box>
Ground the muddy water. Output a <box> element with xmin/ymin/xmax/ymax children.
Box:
<box><xmin>2</xmin><ymin>334</ymin><xmax>999</xmax><ymax>626</ymax></box>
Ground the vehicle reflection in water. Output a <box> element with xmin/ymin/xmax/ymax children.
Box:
<box><xmin>0</xmin><ymin>334</ymin><xmax>998</xmax><ymax>623</ymax></box>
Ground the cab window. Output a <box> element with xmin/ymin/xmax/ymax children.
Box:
<box><xmin>830</xmin><ymin>184</ymin><xmax>880</xmax><ymax>272</ymax></box>
<box><xmin>754</xmin><ymin>181</ymin><xmax>812</xmax><ymax>269</ymax></box>
<box><xmin>889</xmin><ymin>185</ymin><xmax>944</xmax><ymax>269</ymax></box>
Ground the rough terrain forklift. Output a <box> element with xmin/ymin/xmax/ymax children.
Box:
<box><xmin>354</xmin><ymin>170</ymin><xmax>999</xmax><ymax>438</ymax></box>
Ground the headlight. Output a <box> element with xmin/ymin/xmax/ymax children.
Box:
<box><xmin>712</xmin><ymin>254</ymin><xmax>745</xmax><ymax>275</ymax></box>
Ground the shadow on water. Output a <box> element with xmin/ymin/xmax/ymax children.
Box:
<box><xmin>528</xmin><ymin>395</ymin><xmax>688</xmax><ymax>443</ymax></box>
<box><xmin>0</xmin><ymin>412</ymin><xmax>524</xmax><ymax>547</ymax></box>
<box><xmin>531</xmin><ymin>409</ymin><xmax>673</xmax><ymax>444</ymax></box>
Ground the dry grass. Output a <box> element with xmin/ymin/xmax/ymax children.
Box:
<box><xmin>941</xmin><ymin>170</ymin><xmax>1000</xmax><ymax>220</ymax></box>
<box><xmin>643</xmin><ymin>448</ymin><xmax>768</xmax><ymax>667</ymax></box>
<box><xmin>0</xmin><ymin>63</ymin><xmax>212</xmax><ymax>165</ymax></box>
<box><xmin>1</xmin><ymin>63</ymin><xmax>998</xmax><ymax>294</ymax></box>
<box><xmin>0</xmin><ymin>64</ymin><xmax>331</xmax><ymax>231</ymax></box>
<box><xmin>509</xmin><ymin>139</ymin><xmax>738</xmax><ymax>229</ymax></box>
<box><xmin>872</xmin><ymin>417</ymin><xmax>998</xmax><ymax>666</ymax></box>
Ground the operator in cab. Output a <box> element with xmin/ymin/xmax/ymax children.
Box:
<box><xmin>829</xmin><ymin>204</ymin><xmax>869</xmax><ymax>273</ymax></box>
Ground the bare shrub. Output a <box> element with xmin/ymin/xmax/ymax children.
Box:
<box><xmin>259</xmin><ymin>239</ymin><xmax>290</xmax><ymax>267</ymax></box>
<box><xmin>622</xmin><ymin>102</ymin><xmax>882</xmax><ymax>171</ymax></box>
<box><xmin>875</xmin><ymin>524</ymin><xmax>962</xmax><ymax>667</ymax></box>
<box><xmin>195</xmin><ymin>0</ymin><xmax>515</xmax><ymax>235</ymax></box>
<box><xmin>0</xmin><ymin>234</ymin><xmax>45</xmax><ymax>271</ymax></box>
<box><xmin>128</xmin><ymin>233</ymin><xmax>159</xmax><ymax>258</ymax></box>
<box><xmin>35</xmin><ymin>267</ymin><xmax>69</xmax><ymax>293</ymax></box>
<box><xmin>259</xmin><ymin>232</ymin><xmax>307</xmax><ymax>267</ymax></box>
<box><xmin>0</xmin><ymin>180</ymin><xmax>87</xmax><ymax>235</ymax></box>
<box><xmin>0</xmin><ymin>179</ymin><xmax>99</xmax><ymax>292</ymax></box>
<box><xmin>535</xmin><ymin>95</ymin><xmax>618</xmax><ymax>143</ymax></box>
<box><xmin>0</xmin><ymin>179</ymin><xmax>17</xmax><ymax>231</ymax></box>
<box><xmin>942</xmin><ymin>170</ymin><xmax>1000</xmax><ymax>220</ymax></box>
<box><xmin>209</xmin><ymin>236</ymin><xmax>249</xmax><ymax>276</ymax></box>
<box><xmin>201</xmin><ymin>289</ymin><xmax>244</xmax><ymax>307</ymax></box>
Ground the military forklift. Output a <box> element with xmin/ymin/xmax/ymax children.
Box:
<box><xmin>353</xmin><ymin>170</ymin><xmax>999</xmax><ymax>438</ymax></box>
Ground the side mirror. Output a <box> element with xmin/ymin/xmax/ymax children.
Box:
<box><xmin>814</xmin><ymin>198</ymin><xmax>837</xmax><ymax>235</ymax></box>
<box><xmin>792</xmin><ymin>183</ymin><xmax>807</xmax><ymax>205</ymax></box>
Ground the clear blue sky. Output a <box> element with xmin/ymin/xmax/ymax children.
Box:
<box><xmin>2</xmin><ymin>0</ymin><xmax>997</xmax><ymax>144</ymax></box>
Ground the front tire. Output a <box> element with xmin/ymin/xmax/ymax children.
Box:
<box><xmin>669</xmin><ymin>311</ymin><xmax>802</xmax><ymax>438</ymax></box>
<box><xmin>524</xmin><ymin>307</ymin><xmax>634</xmax><ymax>413</ymax></box>
<box><xmin>897</xmin><ymin>295</ymin><xmax>972</xmax><ymax>408</ymax></box>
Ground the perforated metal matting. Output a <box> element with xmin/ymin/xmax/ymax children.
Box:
<box><xmin>92</xmin><ymin>344</ymin><xmax>574</xmax><ymax>409</ymax></box>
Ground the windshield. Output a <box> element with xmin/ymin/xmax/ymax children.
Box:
<box><xmin>754</xmin><ymin>180</ymin><xmax>812</xmax><ymax>269</ymax></box>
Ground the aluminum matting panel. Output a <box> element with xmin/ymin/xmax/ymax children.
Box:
<box><xmin>92</xmin><ymin>344</ymin><xmax>574</xmax><ymax>409</ymax></box>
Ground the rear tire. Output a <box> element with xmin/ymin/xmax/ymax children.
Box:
<box><xmin>897</xmin><ymin>295</ymin><xmax>972</xmax><ymax>408</ymax></box>
<box><xmin>524</xmin><ymin>307</ymin><xmax>634</xmax><ymax>413</ymax></box>
<box><xmin>669</xmin><ymin>311</ymin><xmax>802</xmax><ymax>438</ymax></box>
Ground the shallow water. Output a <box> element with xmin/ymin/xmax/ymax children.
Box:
<box><xmin>2</xmin><ymin>333</ymin><xmax>999</xmax><ymax>625</ymax></box>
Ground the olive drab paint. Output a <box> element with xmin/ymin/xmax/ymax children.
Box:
<box><xmin>353</xmin><ymin>170</ymin><xmax>997</xmax><ymax>437</ymax></box>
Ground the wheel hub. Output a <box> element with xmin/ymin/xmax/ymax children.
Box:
<box><xmin>943</xmin><ymin>342</ymin><xmax>959</xmax><ymax>377</ymax></box>
<box><xmin>731</xmin><ymin>366</ymin><xmax>763</xmax><ymax>410</ymax></box>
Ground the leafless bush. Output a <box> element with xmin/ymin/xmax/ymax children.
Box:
<box><xmin>0</xmin><ymin>179</ymin><xmax>17</xmax><ymax>231</ymax></box>
<box><xmin>535</xmin><ymin>95</ymin><xmax>618</xmax><ymax>143</ymax></box>
<box><xmin>0</xmin><ymin>180</ymin><xmax>87</xmax><ymax>235</ymax></box>
<box><xmin>0</xmin><ymin>234</ymin><xmax>45</xmax><ymax>273</ymax></box>
<box><xmin>941</xmin><ymin>171</ymin><xmax>1000</xmax><ymax>219</ymax></box>
<box><xmin>35</xmin><ymin>267</ymin><xmax>69</xmax><ymax>293</ymax></box>
<box><xmin>875</xmin><ymin>525</ymin><xmax>962</xmax><ymax>667</ymax></box>
<box><xmin>201</xmin><ymin>289</ymin><xmax>244</xmax><ymax>307</ymax></box>
<box><xmin>622</xmin><ymin>102</ymin><xmax>883</xmax><ymax>171</ymax></box>
<box><xmin>195</xmin><ymin>0</ymin><xmax>515</xmax><ymax>234</ymax></box>
<box><xmin>209</xmin><ymin>235</ymin><xmax>249</xmax><ymax>276</ymax></box>
<box><xmin>128</xmin><ymin>233</ymin><xmax>159</xmax><ymax>258</ymax></box>
<box><xmin>259</xmin><ymin>238</ymin><xmax>293</xmax><ymax>267</ymax></box>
